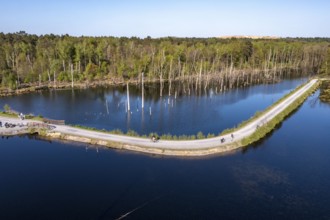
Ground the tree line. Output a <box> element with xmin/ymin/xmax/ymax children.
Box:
<box><xmin>0</xmin><ymin>31</ymin><xmax>329</xmax><ymax>90</ymax></box>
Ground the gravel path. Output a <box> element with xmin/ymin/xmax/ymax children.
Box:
<box><xmin>0</xmin><ymin>79</ymin><xmax>317</xmax><ymax>152</ymax></box>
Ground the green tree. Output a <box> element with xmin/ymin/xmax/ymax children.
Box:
<box><xmin>3</xmin><ymin>104</ymin><xmax>11</xmax><ymax>112</ymax></box>
<box><xmin>84</xmin><ymin>62</ymin><xmax>98</xmax><ymax>80</ymax></box>
<box><xmin>0</xmin><ymin>32</ymin><xmax>329</xmax><ymax>88</ymax></box>
<box><xmin>320</xmin><ymin>46</ymin><xmax>330</xmax><ymax>75</ymax></box>
<box><xmin>1</xmin><ymin>69</ymin><xmax>17</xmax><ymax>89</ymax></box>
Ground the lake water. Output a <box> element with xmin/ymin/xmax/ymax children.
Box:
<box><xmin>1</xmin><ymin>79</ymin><xmax>330</xmax><ymax>219</ymax></box>
<box><xmin>0</xmin><ymin>78</ymin><xmax>307</xmax><ymax>136</ymax></box>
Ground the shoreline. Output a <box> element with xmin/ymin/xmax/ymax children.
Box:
<box><xmin>0</xmin><ymin>73</ymin><xmax>305</xmax><ymax>97</ymax></box>
<box><xmin>0</xmin><ymin>79</ymin><xmax>319</xmax><ymax>157</ymax></box>
<box><xmin>0</xmin><ymin>78</ymin><xmax>127</xmax><ymax>97</ymax></box>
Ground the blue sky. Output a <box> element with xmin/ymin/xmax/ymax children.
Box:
<box><xmin>1</xmin><ymin>0</ymin><xmax>329</xmax><ymax>37</ymax></box>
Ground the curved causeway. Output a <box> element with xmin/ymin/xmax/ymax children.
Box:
<box><xmin>0</xmin><ymin>79</ymin><xmax>319</xmax><ymax>156</ymax></box>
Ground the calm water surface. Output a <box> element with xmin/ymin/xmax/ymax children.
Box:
<box><xmin>0</xmin><ymin>78</ymin><xmax>306</xmax><ymax>135</ymax></box>
<box><xmin>0</xmin><ymin>87</ymin><xmax>330</xmax><ymax>219</ymax></box>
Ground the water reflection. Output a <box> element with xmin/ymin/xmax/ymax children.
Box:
<box><xmin>1</xmin><ymin>86</ymin><xmax>330</xmax><ymax>220</ymax></box>
<box><xmin>231</xmin><ymin>161</ymin><xmax>290</xmax><ymax>198</ymax></box>
<box><xmin>0</xmin><ymin>78</ymin><xmax>307</xmax><ymax>136</ymax></box>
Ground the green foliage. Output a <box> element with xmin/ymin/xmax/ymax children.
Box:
<box><xmin>320</xmin><ymin>47</ymin><xmax>330</xmax><ymax>76</ymax></box>
<box><xmin>319</xmin><ymin>80</ymin><xmax>330</xmax><ymax>103</ymax></box>
<box><xmin>197</xmin><ymin>131</ymin><xmax>205</xmax><ymax>139</ymax></box>
<box><xmin>207</xmin><ymin>133</ymin><xmax>215</xmax><ymax>138</ymax></box>
<box><xmin>0</xmin><ymin>111</ymin><xmax>17</xmax><ymax>118</ymax></box>
<box><xmin>23</xmin><ymin>71</ymin><xmax>38</xmax><ymax>83</ymax></box>
<box><xmin>24</xmin><ymin>114</ymin><xmax>44</xmax><ymax>121</ymax></box>
<box><xmin>0</xmin><ymin>32</ymin><xmax>328</xmax><ymax>87</ymax></box>
<box><xmin>126</xmin><ymin>129</ymin><xmax>139</xmax><ymax>136</ymax></box>
<box><xmin>160</xmin><ymin>133</ymin><xmax>172</xmax><ymax>140</ymax></box>
<box><xmin>84</xmin><ymin>62</ymin><xmax>98</xmax><ymax>80</ymax></box>
<box><xmin>57</xmin><ymin>71</ymin><xmax>69</xmax><ymax>82</ymax></box>
<box><xmin>189</xmin><ymin>135</ymin><xmax>196</xmax><ymax>140</ymax></box>
<box><xmin>111</xmin><ymin>129</ymin><xmax>124</xmax><ymax>135</ymax></box>
<box><xmin>3</xmin><ymin>104</ymin><xmax>10</xmax><ymax>112</ymax></box>
<box><xmin>73</xmin><ymin>124</ymin><xmax>98</xmax><ymax>131</ymax></box>
<box><xmin>149</xmin><ymin>132</ymin><xmax>159</xmax><ymax>138</ymax></box>
<box><xmin>1</xmin><ymin>70</ymin><xmax>17</xmax><ymax>89</ymax></box>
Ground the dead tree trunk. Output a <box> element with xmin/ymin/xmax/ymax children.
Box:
<box><xmin>127</xmin><ymin>82</ymin><xmax>130</xmax><ymax>112</ymax></box>
<box><xmin>47</xmin><ymin>70</ymin><xmax>51</xmax><ymax>83</ymax></box>
<box><xmin>141</xmin><ymin>72</ymin><xmax>144</xmax><ymax>109</ymax></box>
<box><xmin>70</xmin><ymin>63</ymin><xmax>74</xmax><ymax>88</ymax></box>
<box><xmin>62</xmin><ymin>60</ymin><xmax>66</xmax><ymax>72</ymax></box>
<box><xmin>168</xmin><ymin>58</ymin><xmax>173</xmax><ymax>96</ymax></box>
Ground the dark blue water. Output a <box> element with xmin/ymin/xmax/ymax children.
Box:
<box><xmin>0</xmin><ymin>90</ymin><xmax>329</xmax><ymax>219</ymax></box>
<box><xmin>0</xmin><ymin>78</ymin><xmax>307</xmax><ymax>136</ymax></box>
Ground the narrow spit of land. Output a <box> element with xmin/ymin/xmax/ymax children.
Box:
<box><xmin>0</xmin><ymin>79</ymin><xmax>318</xmax><ymax>156</ymax></box>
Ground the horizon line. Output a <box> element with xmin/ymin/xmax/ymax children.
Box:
<box><xmin>1</xmin><ymin>31</ymin><xmax>329</xmax><ymax>39</ymax></box>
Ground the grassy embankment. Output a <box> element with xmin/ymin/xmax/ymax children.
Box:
<box><xmin>0</xmin><ymin>111</ymin><xmax>44</xmax><ymax>121</ymax></box>
<box><xmin>239</xmin><ymin>80</ymin><xmax>320</xmax><ymax>146</ymax></box>
<box><xmin>220</xmin><ymin>79</ymin><xmax>313</xmax><ymax>136</ymax></box>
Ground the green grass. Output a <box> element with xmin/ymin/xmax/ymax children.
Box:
<box><xmin>0</xmin><ymin>109</ymin><xmax>44</xmax><ymax>121</ymax></box>
<box><xmin>0</xmin><ymin>111</ymin><xmax>18</xmax><ymax>118</ymax></box>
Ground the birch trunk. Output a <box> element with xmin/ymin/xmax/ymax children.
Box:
<box><xmin>127</xmin><ymin>82</ymin><xmax>130</xmax><ymax>112</ymax></box>
<box><xmin>141</xmin><ymin>72</ymin><xmax>144</xmax><ymax>109</ymax></box>
<box><xmin>71</xmin><ymin>64</ymin><xmax>74</xmax><ymax>88</ymax></box>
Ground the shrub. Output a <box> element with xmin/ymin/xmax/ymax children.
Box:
<box><xmin>197</xmin><ymin>131</ymin><xmax>205</xmax><ymax>139</ymax></box>
<box><xmin>127</xmin><ymin>129</ymin><xmax>139</xmax><ymax>136</ymax></box>
<box><xmin>207</xmin><ymin>133</ymin><xmax>215</xmax><ymax>138</ymax></box>
<box><xmin>111</xmin><ymin>129</ymin><xmax>123</xmax><ymax>135</ymax></box>
<box><xmin>149</xmin><ymin>132</ymin><xmax>159</xmax><ymax>138</ymax></box>
<box><xmin>3</xmin><ymin>104</ymin><xmax>10</xmax><ymax>112</ymax></box>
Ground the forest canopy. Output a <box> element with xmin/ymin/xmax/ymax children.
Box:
<box><xmin>0</xmin><ymin>31</ymin><xmax>329</xmax><ymax>89</ymax></box>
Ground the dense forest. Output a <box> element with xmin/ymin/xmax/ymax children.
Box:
<box><xmin>0</xmin><ymin>31</ymin><xmax>329</xmax><ymax>91</ymax></box>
